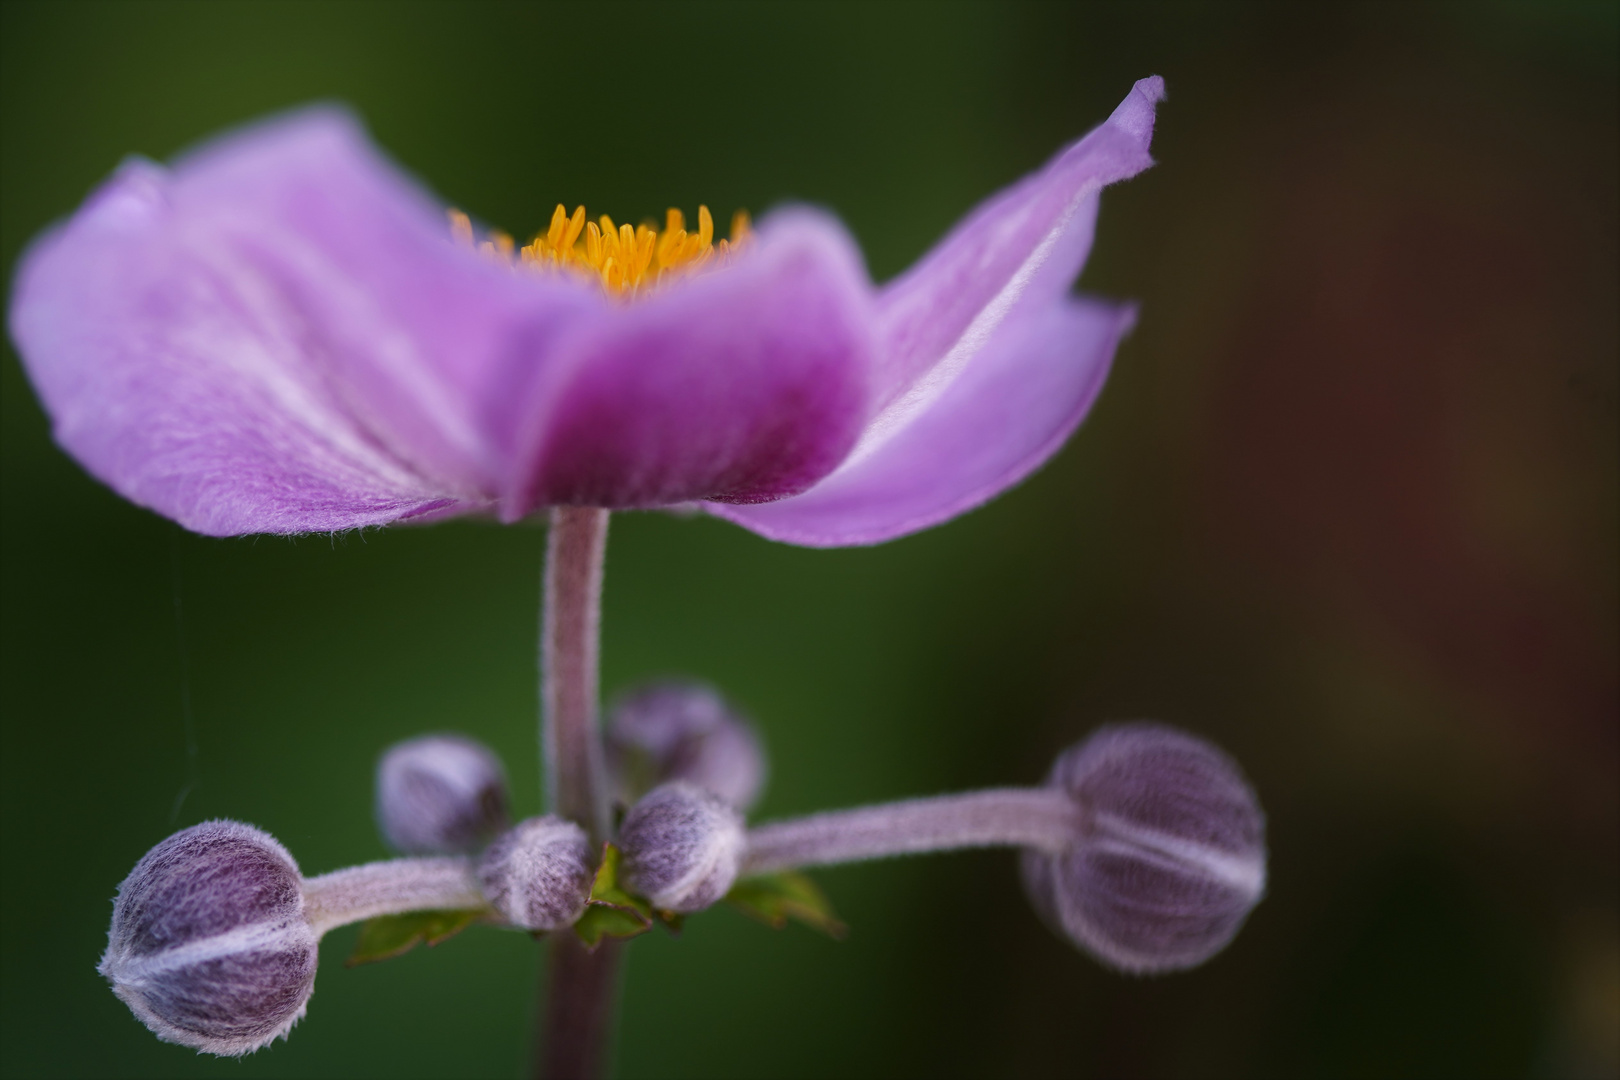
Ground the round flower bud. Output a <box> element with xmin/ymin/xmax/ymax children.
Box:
<box><xmin>375</xmin><ymin>733</ymin><xmax>510</xmax><ymax>854</ymax></box>
<box><xmin>478</xmin><ymin>816</ymin><xmax>595</xmax><ymax>931</ymax></box>
<box><xmin>617</xmin><ymin>782</ymin><xmax>745</xmax><ymax>913</ymax></box>
<box><xmin>604</xmin><ymin>681</ymin><xmax>766</xmax><ymax>810</ymax></box>
<box><xmin>99</xmin><ymin>820</ymin><xmax>318</xmax><ymax>1057</ymax></box>
<box><xmin>1020</xmin><ymin>723</ymin><xmax>1267</xmax><ymax>974</ymax></box>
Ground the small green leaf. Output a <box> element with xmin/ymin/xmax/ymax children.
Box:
<box><xmin>574</xmin><ymin>901</ymin><xmax>651</xmax><ymax>947</ymax></box>
<box><xmin>573</xmin><ymin>843</ymin><xmax>653</xmax><ymax>949</ymax></box>
<box><xmin>345</xmin><ymin>908</ymin><xmax>486</xmax><ymax>967</ymax></box>
<box><xmin>726</xmin><ymin>872</ymin><xmax>847</xmax><ymax>939</ymax></box>
<box><xmin>590</xmin><ymin>843</ymin><xmax>655</xmax><ymax>917</ymax></box>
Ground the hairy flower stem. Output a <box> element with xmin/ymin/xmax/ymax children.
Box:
<box><xmin>539</xmin><ymin>506</ymin><xmax>616</xmax><ymax>1080</ymax></box>
<box><xmin>543</xmin><ymin>507</ymin><xmax>612</xmax><ymax>842</ymax></box>
<box><xmin>540</xmin><ymin>935</ymin><xmax>623</xmax><ymax>1080</ymax></box>
<box><xmin>742</xmin><ymin>788</ymin><xmax>1078</xmax><ymax>876</ymax></box>
<box><xmin>302</xmin><ymin>858</ymin><xmax>485</xmax><ymax>936</ymax></box>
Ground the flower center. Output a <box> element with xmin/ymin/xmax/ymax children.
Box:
<box><xmin>450</xmin><ymin>204</ymin><xmax>751</xmax><ymax>298</ymax></box>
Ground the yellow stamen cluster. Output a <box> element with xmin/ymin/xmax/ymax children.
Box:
<box><xmin>450</xmin><ymin>205</ymin><xmax>752</xmax><ymax>297</ymax></box>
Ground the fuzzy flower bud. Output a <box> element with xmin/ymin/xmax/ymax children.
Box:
<box><xmin>617</xmin><ymin>782</ymin><xmax>746</xmax><ymax>913</ymax></box>
<box><xmin>604</xmin><ymin>681</ymin><xmax>766</xmax><ymax>810</ymax></box>
<box><xmin>375</xmin><ymin>733</ymin><xmax>510</xmax><ymax>854</ymax></box>
<box><xmin>99</xmin><ymin>820</ymin><xmax>318</xmax><ymax>1057</ymax></box>
<box><xmin>477</xmin><ymin>816</ymin><xmax>595</xmax><ymax>931</ymax></box>
<box><xmin>1020</xmin><ymin>723</ymin><xmax>1267</xmax><ymax>974</ymax></box>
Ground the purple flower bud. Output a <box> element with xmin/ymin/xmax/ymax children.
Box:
<box><xmin>375</xmin><ymin>734</ymin><xmax>510</xmax><ymax>854</ymax></box>
<box><xmin>617</xmin><ymin>782</ymin><xmax>745</xmax><ymax>913</ymax></box>
<box><xmin>477</xmin><ymin>816</ymin><xmax>594</xmax><ymax>931</ymax></box>
<box><xmin>1020</xmin><ymin>723</ymin><xmax>1267</xmax><ymax>974</ymax></box>
<box><xmin>604</xmin><ymin>681</ymin><xmax>767</xmax><ymax>810</ymax></box>
<box><xmin>99</xmin><ymin>820</ymin><xmax>318</xmax><ymax>1056</ymax></box>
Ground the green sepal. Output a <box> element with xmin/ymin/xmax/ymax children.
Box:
<box><xmin>574</xmin><ymin>902</ymin><xmax>651</xmax><ymax>947</ymax></box>
<box><xmin>725</xmin><ymin>871</ymin><xmax>847</xmax><ymax>939</ymax></box>
<box><xmin>573</xmin><ymin>842</ymin><xmax>653</xmax><ymax>949</ymax></box>
<box><xmin>345</xmin><ymin>907</ymin><xmax>487</xmax><ymax>968</ymax></box>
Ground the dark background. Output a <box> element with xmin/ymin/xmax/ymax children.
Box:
<box><xmin>2</xmin><ymin>2</ymin><xmax>1615</xmax><ymax>1077</ymax></box>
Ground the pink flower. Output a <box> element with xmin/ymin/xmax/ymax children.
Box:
<box><xmin>8</xmin><ymin>78</ymin><xmax>1163</xmax><ymax>544</ymax></box>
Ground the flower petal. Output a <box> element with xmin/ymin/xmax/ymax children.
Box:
<box><xmin>509</xmin><ymin>209</ymin><xmax>876</xmax><ymax>513</ymax></box>
<box><xmin>708</xmin><ymin>77</ymin><xmax>1163</xmax><ymax>547</ymax></box>
<box><xmin>869</xmin><ymin>76</ymin><xmax>1162</xmax><ymax>420</ymax></box>
<box><xmin>708</xmin><ymin>297</ymin><xmax>1134</xmax><ymax>546</ymax></box>
<box><xmin>8</xmin><ymin>107</ymin><xmax>601</xmax><ymax>535</ymax></box>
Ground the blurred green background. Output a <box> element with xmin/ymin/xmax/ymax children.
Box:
<box><xmin>2</xmin><ymin>1</ymin><xmax>1615</xmax><ymax>1077</ymax></box>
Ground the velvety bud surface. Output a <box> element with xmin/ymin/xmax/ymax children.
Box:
<box><xmin>376</xmin><ymin>733</ymin><xmax>510</xmax><ymax>854</ymax></box>
<box><xmin>604</xmin><ymin>682</ymin><xmax>766</xmax><ymax>810</ymax></box>
<box><xmin>99</xmin><ymin>820</ymin><xmax>318</xmax><ymax>1056</ymax></box>
<box><xmin>617</xmin><ymin>782</ymin><xmax>745</xmax><ymax>913</ymax></box>
<box><xmin>1021</xmin><ymin>723</ymin><xmax>1267</xmax><ymax>973</ymax></box>
<box><xmin>477</xmin><ymin>816</ymin><xmax>594</xmax><ymax>931</ymax></box>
